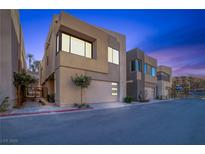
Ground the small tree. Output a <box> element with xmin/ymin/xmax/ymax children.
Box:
<box><xmin>71</xmin><ymin>74</ymin><xmax>91</xmax><ymax>105</ymax></box>
<box><xmin>13</xmin><ymin>71</ymin><xmax>36</xmax><ymax>107</ymax></box>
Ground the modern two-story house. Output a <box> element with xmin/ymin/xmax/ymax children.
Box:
<box><xmin>156</xmin><ymin>65</ymin><xmax>172</xmax><ymax>99</ymax></box>
<box><xmin>40</xmin><ymin>12</ymin><xmax>126</xmax><ymax>106</ymax></box>
<box><xmin>126</xmin><ymin>48</ymin><xmax>157</xmax><ymax>101</ymax></box>
<box><xmin>0</xmin><ymin>10</ymin><xmax>26</xmax><ymax>105</ymax></box>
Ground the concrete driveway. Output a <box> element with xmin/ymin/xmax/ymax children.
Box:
<box><xmin>1</xmin><ymin>98</ymin><xmax>205</xmax><ymax>145</ymax></box>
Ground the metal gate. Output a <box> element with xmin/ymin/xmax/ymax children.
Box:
<box><xmin>25</xmin><ymin>87</ymin><xmax>47</xmax><ymax>101</ymax></box>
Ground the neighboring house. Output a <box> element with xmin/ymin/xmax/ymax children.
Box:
<box><xmin>156</xmin><ymin>65</ymin><xmax>172</xmax><ymax>99</ymax></box>
<box><xmin>126</xmin><ymin>48</ymin><xmax>157</xmax><ymax>101</ymax></box>
<box><xmin>172</xmin><ymin>76</ymin><xmax>205</xmax><ymax>97</ymax></box>
<box><xmin>40</xmin><ymin>12</ymin><xmax>126</xmax><ymax>106</ymax></box>
<box><xmin>0</xmin><ymin>10</ymin><xmax>26</xmax><ymax>104</ymax></box>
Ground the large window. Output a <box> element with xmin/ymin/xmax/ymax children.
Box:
<box><xmin>157</xmin><ymin>72</ymin><xmax>170</xmax><ymax>81</ymax></box>
<box><xmin>62</xmin><ymin>33</ymin><xmax>70</xmax><ymax>52</ymax></box>
<box><xmin>131</xmin><ymin>60</ymin><xmax>136</xmax><ymax>72</ymax></box>
<box><xmin>131</xmin><ymin>59</ymin><xmax>142</xmax><ymax>72</ymax></box>
<box><xmin>108</xmin><ymin>47</ymin><xmax>119</xmax><ymax>65</ymax></box>
<box><xmin>71</xmin><ymin>37</ymin><xmax>85</xmax><ymax>56</ymax></box>
<box><xmin>59</xmin><ymin>33</ymin><xmax>92</xmax><ymax>58</ymax></box>
<box><xmin>138</xmin><ymin>60</ymin><xmax>142</xmax><ymax>72</ymax></box>
<box><xmin>151</xmin><ymin>67</ymin><xmax>156</xmax><ymax>77</ymax></box>
<box><xmin>144</xmin><ymin>63</ymin><xmax>147</xmax><ymax>74</ymax></box>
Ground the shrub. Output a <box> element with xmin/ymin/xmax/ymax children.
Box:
<box><xmin>124</xmin><ymin>96</ymin><xmax>133</xmax><ymax>103</ymax></box>
<box><xmin>47</xmin><ymin>94</ymin><xmax>55</xmax><ymax>103</ymax></box>
<box><xmin>156</xmin><ymin>95</ymin><xmax>163</xmax><ymax>100</ymax></box>
<box><xmin>0</xmin><ymin>97</ymin><xmax>10</xmax><ymax>112</ymax></box>
<box><xmin>139</xmin><ymin>99</ymin><xmax>150</xmax><ymax>103</ymax></box>
<box><xmin>38</xmin><ymin>99</ymin><xmax>46</xmax><ymax>106</ymax></box>
<box><xmin>73</xmin><ymin>103</ymin><xmax>90</xmax><ymax>109</ymax></box>
<box><xmin>13</xmin><ymin>71</ymin><xmax>37</xmax><ymax>106</ymax></box>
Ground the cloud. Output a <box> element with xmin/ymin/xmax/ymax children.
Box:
<box><xmin>149</xmin><ymin>44</ymin><xmax>205</xmax><ymax>77</ymax></box>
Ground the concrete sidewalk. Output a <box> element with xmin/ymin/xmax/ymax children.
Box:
<box><xmin>90</xmin><ymin>99</ymin><xmax>173</xmax><ymax>110</ymax></box>
<box><xmin>0</xmin><ymin>101</ymin><xmax>86</xmax><ymax>118</ymax></box>
<box><xmin>0</xmin><ymin>99</ymin><xmax>173</xmax><ymax>118</ymax></box>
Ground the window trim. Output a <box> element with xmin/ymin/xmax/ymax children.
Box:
<box><xmin>151</xmin><ymin>66</ymin><xmax>157</xmax><ymax>77</ymax></box>
<box><xmin>56</xmin><ymin>32</ymin><xmax>93</xmax><ymax>59</ymax></box>
<box><xmin>56</xmin><ymin>33</ymin><xmax>60</xmax><ymax>54</ymax></box>
<box><xmin>137</xmin><ymin>59</ymin><xmax>142</xmax><ymax>72</ymax></box>
<box><xmin>130</xmin><ymin>59</ymin><xmax>136</xmax><ymax>72</ymax></box>
<box><xmin>108</xmin><ymin>47</ymin><xmax>120</xmax><ymax>65</ymax></box>
<box><xmin>144</xmin><ymin>63</ymin><xmax>147</xmax><ymax>74</ymax></box>
<box><xmin>130</xmin><ymin>59</ymin><xmax>142</xmax><ymax>72</ymax></box>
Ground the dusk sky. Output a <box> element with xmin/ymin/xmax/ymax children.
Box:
<box><xmin>19</xmin><ymin>10</ymin><xmax>205</xmax><ymax>77</ymax></box>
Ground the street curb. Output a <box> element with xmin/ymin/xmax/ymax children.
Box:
<box><xmin>0</xmin><ymin>107</ymin><xmax>92</xmax><ymax>118</ymax></box>
<box><xmin>0</xmin><ymin>99</ymin><xmax>175</xmax><ymax>119</ymax></box>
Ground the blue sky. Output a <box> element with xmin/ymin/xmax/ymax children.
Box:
<box><xmin>19</xmin><ymin>10</ymin><xmax>205</xmax><ymax>77</ymax></box>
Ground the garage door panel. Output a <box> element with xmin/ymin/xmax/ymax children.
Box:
<box><xmin>145</xmin><ymin>87</ymin><xmax>154</xmax><ymax>100</ymax></box>
<box><xmin>86</xmin><ymin>80</ymin><xmax>118</xmax><ymax>103</ymax></box>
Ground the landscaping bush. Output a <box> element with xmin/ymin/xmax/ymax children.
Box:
<box><xmin>139</xmin><ymin>99</ymin><xmax>149</xmax><ymax>103</ymax></box>
<box><xmin>47</xmin><ymin>94</ymin><xmax>55</xmax><ymax>103</ymax></box>
<box><xmin>73</xmin><ymin>103</ymin><xmax>90</xmax><ymax>109</ymax></box>
<box><xmin>0</xmin><ymin>97</ymin><xmax>10</xmax><ymax>112</ymax></box>
<box><xmin>13</xmin><ymin>71</ymin><xmax>37</xmax><ymax>107</ymax></box>
<box><xmin>38</xmin><ymin>99</ymin><xmax>46</xmax><ymax>105</ymax></box>
<box><xmin>156</xmin><ymin>95</ymin><xmax>163</xmax><ymax>100</ymax></box>
<box><xmin>124</xmin><ymin>96</ymin><xmax>133</xmax><ymax>103</ymax></box>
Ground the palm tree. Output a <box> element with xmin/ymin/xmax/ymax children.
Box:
<box><xmin>33</xmin><ymin>60</ymin><xmax>40</xmax><ymax>72</ymax></box>
<box><xmin>26</xmin><ymin>54</ymin><xmax>34</xmax><ymax>70</ymax></box>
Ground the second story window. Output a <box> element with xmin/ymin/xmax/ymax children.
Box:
<box><xmin>131</xmin><ymin>60</ymin><xmax>136</xmax><ymax>72</ymax></box>
<box><xmin>137</xmin><ymin>60</ymin><xmax>142</xmax><ymax>72</ymax></box>
<box><xmin>151</xmin><ymin>67</ymin><xmax>156</xmax><ymax>77</ymax></box>
<box><xmin>59</xmin><ymin>32</ymin><xmax>92</xmax><ymax>58</ymax></box>
<box><xmin>131</xmin><ymin>59</ymin><xmax>142</xmax><ymax>72</ymax></box>
<box><xmin>108</xmin><ymin>47</ymin><xmax>119</xmax><ymax>65</ymax></box>
<box><xmin>62</xmin><ymin>33</ymin><xmax>70</xmax><ymax>52</ymax></box>
<box><xmin>144</xmin><ymin>63</ymin><xmax>147</xmax><ymax>74</ymax></box>
<box><xmin>157</xmin><ymin>72</ymin><xmax>170</xmax><ymax>81</ymax></box>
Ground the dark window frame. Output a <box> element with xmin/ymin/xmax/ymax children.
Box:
<box><xmin>56</xmin><ymin>31</ymin><xmax>93</xmax><ymax>59</ymax></box>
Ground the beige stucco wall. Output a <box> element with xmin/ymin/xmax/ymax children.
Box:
<box><xmin>157</xmin><ymin>80</ymin><xmax>172</xmax><ymax>98</ymax></box>
<box><xmin>0</xmin><ymin>10</ymin><xmax>13</xmax><ymax>102</ymax></box>
<box><xmin>55</xmin><ymin>65</ymin><xmax>121</xmax><ymax>106</ymax></box>
<box><xmin>157</xmin><ymin>65</ymin><xmax>172</xmax><ymax>98</ymax></box>
<box><xmin>157</xmin><ymin>65</ymin><xmax>172</xmax><ymax>75</ymax></box>
<box><xmin>56</xmin><ymin>67</ymin><xmax>119</xmax><ymax>106</ymax></box>
<box><xmin>0</xmin><ymin>10</ymin><xmax>25</xmax><ymax>104</ymax></box>
<box><xmin>41</xmin><ymin>12</ymin><xmax>126</xmax><ymax>106</ymax></box>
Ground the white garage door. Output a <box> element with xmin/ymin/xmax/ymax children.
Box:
<box><xmin>145</xmin><ymin>87</ymin><xmax>155</xmax><ymax>100</ymax></box>
<box><xmin>86</xmin><ymin>80</ymin><xmax>118</xmax><ymax>104</ymax></box>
